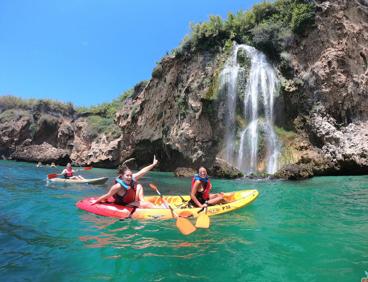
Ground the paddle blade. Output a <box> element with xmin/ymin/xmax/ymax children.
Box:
<box><xmin>176</xmin><ymin>217</ymin><xmax>196</xmax><ymax>235</ymax></box>
<box><xmin>47</xmin><ymin>173</ymin><xmax>59</xmax><ymax>179</ymax></box>
<box><xmin>149</xmin><ymin>183</ymin><xmax>158</xmax><ymax>192</ymax></box>
<box><xmin>149</xmin><ymin>183</ymin><xmax>161</xmax><ymax>196</ymax></box>
<box><xmin>195</xmin><ymin>213</ymin><xmax>210</xmax><ymax>228</ymax></box>
<box><xmin>83</xmin><ymin>166</ymin><xmax>93</xmax><ymax>170</ymax></box>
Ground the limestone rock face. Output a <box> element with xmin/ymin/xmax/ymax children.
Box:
<box><xmin>67</xmin><ymin>118</ymin><xmax>122</xmax><ymax>168</ymax></box>
<box><xmin>276</xmin><ymin>0</ymin><xmax>368</xmax><ymax>179</ymax></box>
<box><xmin>284</xmin><ymin>0</ymin><xmax>368</xmax><ymax>123</ymax></box>
<box><xmin>0</xmin><ymin>102</ymin><xmax>123</xmax><ymax>167</ymax></box>
<box><xmin>0</xmin><ymin>111</ymin><xmax>32</xmax><ymax>157</ymax></box>
<box><xmin>57</xmin><ymin>121</ymin><xmax>74</xmax><ymax>149</ymax></box>
<box><xmin>308</xmin><ymin>106</ymin><xmax>368</xmax><ymax>174</ymax></box>
<box><xmin>10</xmin><ymin>142</ymin><xmax>70</xmax><ymax>164</ymax></box>
<box><xmin>115</xmin><ymin>52</ymin><xmax>226</xmax><ymax>171</ymax></box>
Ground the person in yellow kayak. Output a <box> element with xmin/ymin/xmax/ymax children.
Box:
<box><xmin>61</xmin><ymin>163</ymin><xmax>85</xmax><ymax>180</ymax></box>
<box><xmin>189</xmin><ymin>166</ymin><xmax>224</xmax><ymax>208</ymax></box>
<box><xmin>92</xmin><ymin>156</ymin><xmax>158</xmax><ymax>208</ymax></box>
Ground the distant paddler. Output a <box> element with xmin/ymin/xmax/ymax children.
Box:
<box><xmin>61</xmin><ymin>163</ymin><xmax>85</xmax><ymax>180</ymax></box>
<box><xmin>50</xmin><ymin>162</ymin><xmax>56</xmax><ymax>167</ymax></box>
<box><xmin>36</xmin><ymin>162</ymin><xmax>42</xmax><ymax>167</ymax></box>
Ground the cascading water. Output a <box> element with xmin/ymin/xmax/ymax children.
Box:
<box><xmin>219</xmin><ymin>44</ymin><xmax>280</xmax><ymax>175</ymax></box>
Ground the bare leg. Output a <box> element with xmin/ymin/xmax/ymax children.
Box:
<box><xmin>138</xmin><ymin>201</ymin><xmax>156</xmax><ymax>208</ymax></box>
<box><xmin>136</xmin><ymin>184</ymin><xmax>156</xmax><ymax>208</ymax></box>
<box><xmin>207</xmin><ymin>193</ymin><xmax>225</xmax><ymax>205</ymax></box>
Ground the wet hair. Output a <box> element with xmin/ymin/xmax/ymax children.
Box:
<box><xmin>118</xmin><ymin>164</ymin><xmax>131</xmax><ymax>175</ymax></box>
<box><xmin>198</xmin><ymin>166</ymin><xmax>207</xmax><ymax>172</ymax></box>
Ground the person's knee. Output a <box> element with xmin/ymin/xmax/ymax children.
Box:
<box><xmin>140</xmin><ymin>201</ymin><xmax>154</xmax><ymax>209</ymax></box>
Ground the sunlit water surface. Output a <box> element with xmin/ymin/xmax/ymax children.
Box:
<box><xmin>0</xmin><ymin>160</ymin><xmax>367</xmax><ymax>281</ymax></box>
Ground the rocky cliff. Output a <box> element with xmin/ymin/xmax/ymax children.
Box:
<box><xmin>276</xmin><ymin>0</ymin><xmax>368</xmax><ymax>178</ymax></box>
<box><xmin>0</xmin><ymin>98</ymin><xmax>123</xmax><ymax>168</ymax></box>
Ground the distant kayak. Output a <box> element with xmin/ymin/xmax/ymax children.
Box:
<box><xmin>49</xmin><ymin>177</ymin><xmax>108</xmax><ymax>185</ymax></box>
<box><xmin>76</xmin><ymin>189</ymin><xmax>259</xmax><ymax>219</ymax></box>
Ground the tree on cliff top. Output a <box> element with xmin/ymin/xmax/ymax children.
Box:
<box><xmin>174</xmin><ymin>0</ymin><xmax>315</xmax><ymax>61</ymax></box>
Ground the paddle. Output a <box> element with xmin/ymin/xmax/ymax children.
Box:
<box><xmin>178</xmin><ymin>195</ymin><xmax>189</xmax><ymax>207</ymax></box>
<box><xmin>149</xmin><ymin>183</ymin><xmax>196</xmax><ymax>235</ymax></box>
<box><xmin>123</xmin><ymin>158</ymin><xmax>135</xmax><ymax>165</ymax></box>
<box><xmin>195</xmin><ymin>205</ymin><xmax>210</xmax><ymax>229</ymax></box>
<box><xmin>47</xmin><ymin>166</ymin><xmax>93</xmax><ymax>179</ymax></box>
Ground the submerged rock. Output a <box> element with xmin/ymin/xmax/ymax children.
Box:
<box><xmin>275</xmin><ymin>164</ymin><xmax>314</xmax><ymax>180</ymax></box>
<box><xmin>208</xmin><ymin>158</ymin><xmax>243</xmax><ymax>179</ymax></box>
<box><xmin>174</xmin><ymin>167</ymin><xmax>196</xmax><ymax>177</ymax></box>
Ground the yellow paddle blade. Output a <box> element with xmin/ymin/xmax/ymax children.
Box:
<box><xmin>195</xmin><ymin>213</ymin><xmax>210</xmax><ymax>228</ymax></box>
<box><xmin>176</xmin><ymin>217</ymin><xmax>196</xmax><ymax>235</ymax></box>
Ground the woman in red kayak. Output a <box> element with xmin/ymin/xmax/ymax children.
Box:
<box><xmin>189</xmin><ymin>166</ymin><xmax>224</xmax><ymax>208</ymax></box>
<box><xmin>92</xmin><ymin>156</ymin><xmax>158</xmax><ymax>208</ymax></box>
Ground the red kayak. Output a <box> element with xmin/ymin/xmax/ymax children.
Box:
<box><xmin>76</xmin><ymin>197</ymin><xmax>134</xmax><ymax>219</ymax></box>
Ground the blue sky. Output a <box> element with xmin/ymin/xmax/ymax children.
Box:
<box><xmin>0</xmin><ymin>0</ymin><xmax>261</xmax><ymax>107</ymax></box>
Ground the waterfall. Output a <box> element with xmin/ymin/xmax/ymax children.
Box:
<box><xmin>220</xmin><ymin>44</ymin><xmax>280</xmax><ymax>175</ymax></box>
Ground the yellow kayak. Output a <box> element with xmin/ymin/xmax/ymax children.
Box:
<box><xmin>76</xmin><ymin>189</ymin><xmax>259</xmax><ymax>220</ymax></box>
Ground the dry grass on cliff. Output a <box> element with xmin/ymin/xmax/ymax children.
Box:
<box><xmin>0</xmin><ymin>95</ymin><xmax>75</xmax><ymax>115</ymax></box>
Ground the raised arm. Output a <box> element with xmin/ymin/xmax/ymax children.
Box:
<box><xmin>133</xmin><ymin>155</ymin><xmax>158</xmax><ymax>181</ymax></box>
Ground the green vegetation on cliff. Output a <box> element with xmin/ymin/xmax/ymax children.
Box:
<box><xmin>0</xmin><ymin>84</ymin><xmax>139</xmax><ymax>140</ymax></box>
<box><xmin>0</xmin><ymin>95</ymin><xmax>75</xmax><ymax>115</ymax></box>
<box><xmin>77</xmin><ymin>88</ymin><xmax>133</xmax><ymax>118</ymax></box>
<box><xmin>76</xmin><ymin>87</ymin><xmax>135</xmax><ymax>139</ymax></box>
<box><xmin>175</xmin><ymin>0</ymin><xmax>315</xmax><ymax>60</ymax></box>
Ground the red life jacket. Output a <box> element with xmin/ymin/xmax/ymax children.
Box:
<box><xmin>191</xmin><ymin>176</ymin><xmax>212</xmax><ymax>200</ymax></box>
<box><xmin>66</xmin><ymin>168</ymin><xmax>73</xmax><ymax>177</ymax></box>
<box><xmin>114</xmin><ymin>178</ymin><xmax>137</xmax><ymax>205</ymax></box>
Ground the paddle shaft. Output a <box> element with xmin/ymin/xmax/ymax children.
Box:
<box><xmin>154</xmin><ymin>188</ymin><xmax>177</xmax><ymax>218</ymax></box>
<box><xmin>148</xmin><ymin>183</ymin><xmax>196</xmax><ymax>235</ymax></box>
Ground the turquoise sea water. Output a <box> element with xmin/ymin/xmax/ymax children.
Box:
<box><xmin>0</xmin><ymin>160</ymin><xmax>367</xmax><ymax>282</ymax></box>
